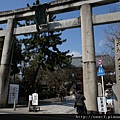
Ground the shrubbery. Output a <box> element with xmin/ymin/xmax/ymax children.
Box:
<box><xmin>39</xmin><ymin>91</ymin><xmax>58</xmax><ymax>99</ymax></box>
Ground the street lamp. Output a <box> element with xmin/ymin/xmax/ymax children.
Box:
<box><xmin>17</xmin><ymin>64</ymin><xmax>23</xmax><ymax>80</ymax></box>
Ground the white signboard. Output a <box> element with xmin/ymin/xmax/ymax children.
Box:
<box><xmin>97</xmin><ymin>97</ymin><xmax>107</xmax><ymax>113</ymax></box>
<box><xmin>32</xmin><ymin>93</ymin><xmax>38</xmax><ymax>106</ymax></box>
<box><xmin>8</xmin><ymin>84</ymin><xmax>19</xmax><ymax>104</ymax></box>
<box><xmin>29</xmin><ymin>95</ymin><xmax>32</xmax><ymax>101</ymax></box>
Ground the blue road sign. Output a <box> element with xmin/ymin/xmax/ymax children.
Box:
<box><xmin>97</xmin><ymin>65</ymin><xmax>105</xmax><ymax>76</ymax></box>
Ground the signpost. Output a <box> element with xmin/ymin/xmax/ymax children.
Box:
<box><xmin>97</xmin><ymin>65</ymin><xmax>105</xmax><ymax>97</ymax></box>
<box><xmin>97</xmin><ymin>97</ymin><xmax>107</xmax><ymax>113</ymax></box>
<box><xmin>32</xmin><ymin>93</ymin><xmax>38</xmax><ymax>106</ymax></box>
<box><xmin>8</xmin><ymin>84</ymin><xmax>19</xmax><ymax>104</ymax></box>
<box><xmin>97</xmin><ymin>59</ymin><xmax>107</xmax><ymax>114</ymax></box>
<box><xmin>28</xmin><ymin>93</ymin><xmax>40</xmax><ymax>112</ymax></box>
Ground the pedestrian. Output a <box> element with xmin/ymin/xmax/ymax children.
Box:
<box><xmin>60</xmin><ymin>87</ymin><xmax>67</xmax><ymax>102</ymax></box>
<box><xmin>59</xmin><ymin>89</ymin><xmax>63</xmax><ymax>102</ymax></box>
<box><xmin>74</xmin><ymin>90</ymin><xmax>86</xmax><ymax>117</ymax></box>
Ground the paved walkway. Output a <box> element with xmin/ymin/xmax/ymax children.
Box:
<box><xmin>0</xmin><ymin>95</ymin><xmax>76</xmax><ymax>114</ymax></box>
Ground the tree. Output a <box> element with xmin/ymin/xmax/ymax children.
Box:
<box><xmin>103</xmin><ymin>7</ymin><xmax>120</xmax><ymax>56</ymax></box>
<box><xmin>10</xmin><ymin>38</ymin><xmax>24</xmax><ymax>77</ymax></box>
<box><xmin>104</xmin><ymin>23</ymin><xmax>120</xmax><ymax>56</ymax></box>
<box><xmin>18</xmin><ymin>0</ymin><xmax>72</xmax><ymax>94</ymax></box>
<box><xmin>19</xmin><ymin>30</ymin><xmax>71</xmax><ymax>92</ymax></box>
<box><xmin>98</xmin><ymin>7</ymin><xmax>120</xmax><ymax>84</ymax></box>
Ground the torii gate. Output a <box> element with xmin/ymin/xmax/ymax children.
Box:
<box><xmin>0</xmin><ymin>0</ymin><xmax>120</xmax><ymax>113</ymax></box>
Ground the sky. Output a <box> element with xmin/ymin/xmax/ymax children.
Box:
<box><xmin>0</xmin><ymin>0</ymin><xmax>120</xmax><ymax>57</ymax></box>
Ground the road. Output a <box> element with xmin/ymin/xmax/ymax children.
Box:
<box><xmin>0</xmin><ymin>96</ymin><xmax>76</xmax><ymax>114</ymax></box>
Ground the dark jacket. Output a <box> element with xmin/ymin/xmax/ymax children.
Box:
<box><xmin>75</xmin><ymin>93</ymin><xmax>86</xmax><ymax>106</ymax></box>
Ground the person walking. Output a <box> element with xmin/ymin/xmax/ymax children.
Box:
<box><xmin>74</xmin><ymin>91</ymin><xmax>86</xmax><ymax>117</ymax></box>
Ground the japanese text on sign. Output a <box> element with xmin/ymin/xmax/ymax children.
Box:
<box><xmin>8</xmin><ymin>84</ymin><xmax>19</xmax><ymax>104</ymax></box>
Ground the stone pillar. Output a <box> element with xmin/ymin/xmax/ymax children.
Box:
<box><xmin>113</xmin><ymin>38</ymin><xmax>120</xmax><ymax>113</ymax></box>
<box><xmin>0</xmin><ymin>18</ymin><xmax>15</xmax><ymax>107</ymax></box>
<box><xmin>80</xmin><ymin>4</ymin><xmax>98</xmax><ymax>113</ymax></box>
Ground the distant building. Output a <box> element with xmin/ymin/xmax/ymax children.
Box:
<box><xmin>71</xmin><ymin>55</ymin><xmax>115</xmax><ymax>93</ymax></box>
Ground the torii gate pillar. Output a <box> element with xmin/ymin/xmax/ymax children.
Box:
<box><xmin>80</xmin><ymin>4</ymin><xmax>98</xmax><ymax>113</ymax></box>
<box><xmin>0</xmin><ymin>18</ymin><xmax>15</xmax><ymax>107</ymax></box>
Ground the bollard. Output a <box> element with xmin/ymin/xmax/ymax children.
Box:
<box><xmin>28</xmin><ymin>100</ymin><xmax>31</xmax><ymax>112</ymax></box>
<box><xmin>13</xmin><ymin>99</ymin><xmax>16</xmax><ymax>111</ymax></box>
<box><xmin>28</xmin><ymin>95</ymin><xmax>32</xmax><ymax>112</ymax></box>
